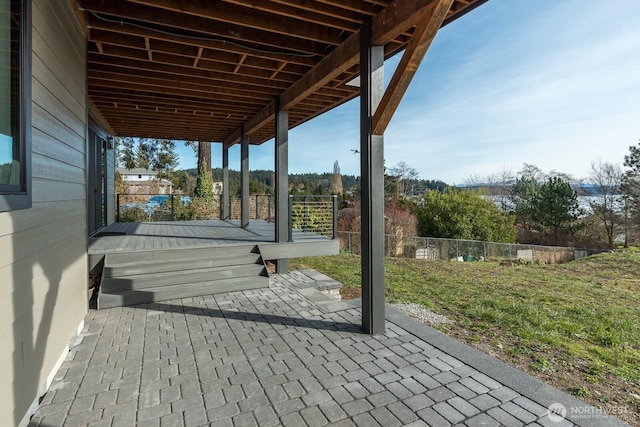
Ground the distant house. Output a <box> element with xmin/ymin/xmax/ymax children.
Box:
<box><xmin>118</xmin><ymin>168</ymin><xmax>173</xmax><ymax>194</ymax></box>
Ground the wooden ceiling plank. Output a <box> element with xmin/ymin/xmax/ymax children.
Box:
<box><xmin>89</xmin><ymin>34</ymin><xmax>309</xmax><ymax>81</ymax></box>
<box><xmin>267</xmin><ymin>0</ymin><xmax>364</xmax><ymax>24</ymax></box>
<box><xmin>88</xmin><ymin>53</ymin><xmax>289</xmax><ymax>91</ymax></box>
<box><xmin>314</xmin><ymin>0</ymin><xmax>380</xmax><ymax>16</ymax></box>
<box><xmin>90</xmin><ymin>78</ymin><xmax>271</xmax><ymax>106</ymax></box>
<box><xmin>223</xmin><ymin>0</ymin><xmax>360</xmax><ymax>31</ymax></box>
<box><xmin>372</xmin><ymin>0</ymin><xmax>453</xmax><ymax>135</ymax></box>
<box><xmin>87</xmin><ymin>19</ymin><xmax>319</xmax><ymax>67</ymax></box>
<box><xmin>89</xmin><ymin>69</ymin><xmax>281</xmax><ymax>100</ymax></box>
<box><xmin>81</xmin><ymin>0</ymin><xmax>328</xmax><ymax>56</ymax></box>
<box><xmin>128</xmin><ymin>0</ymin><xmax>343</xmax><ymax>46</ymax></box>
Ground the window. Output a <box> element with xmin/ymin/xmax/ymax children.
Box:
<box><xmin>0</xmin><ymin>0</ymin><xmax>30</xmax><ymax>211</ymax></box>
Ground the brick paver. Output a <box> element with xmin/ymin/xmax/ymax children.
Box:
<box><xmin>28</xmin><ymin>272</ymin><xmax>628</xmax><ymax>427</ymax></box>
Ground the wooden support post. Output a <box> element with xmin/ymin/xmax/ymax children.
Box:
<box><xmin>360</xmin><ymin>18</ymin><xmax>386</xmax><ymax>335</ymax></box>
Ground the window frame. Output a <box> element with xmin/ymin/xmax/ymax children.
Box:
<box><xmin>0</xmin><ymin>0</ymin><xmax>32</xmax><ymax>212</ymax></box>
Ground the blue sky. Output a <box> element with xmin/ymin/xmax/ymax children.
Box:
<box><xmin>175</xmin><ymin>0</ymin><xmax>640</xmax><ymax>185</ymax></box>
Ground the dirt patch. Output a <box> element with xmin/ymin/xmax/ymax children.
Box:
<box><xmin>340</xmin><ymin>287</ymin><xmax>361</xmax><ymax>300</ymax></box>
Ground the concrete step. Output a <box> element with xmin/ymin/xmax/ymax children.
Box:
<box><xmin>98</xmin><ymin>275</ymin><xmax>270</xmax><ymax>309</ymax></box>
<box><xmin>103</xmin><ymin>253</ymin><xmax>262</xmax><ymax>278</ymax></box>
<box><xmin>102</xmin><ymin>263</ymin><xmax>266</xmax><ymax>292</ymax></box>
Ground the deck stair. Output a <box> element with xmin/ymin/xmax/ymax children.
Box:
<box><xmin>97</xmin><ymin>245</ymin><xmax>269</xmax><ymax>309</ymax></box>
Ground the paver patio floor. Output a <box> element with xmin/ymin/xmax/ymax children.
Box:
<box><xmin>29</xmin><ymin>272</ymin><xmax>627</xmax><ymax>427</ymax></box>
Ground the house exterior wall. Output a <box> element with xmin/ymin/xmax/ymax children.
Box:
<box><xmin>0</xmin><ymin>1</ymin><xmax>89</xmax><ymax>425</ymax></box>
<box><xmin>106</xmin><ymin>144</ymin><xmax>116</xmax><ymax>225</ymax></box>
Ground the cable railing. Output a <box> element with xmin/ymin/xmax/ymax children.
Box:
<box><xmin>288</xmin><ymin>195</ymin><xmax>338</xmax><ymax>240</ymax></box>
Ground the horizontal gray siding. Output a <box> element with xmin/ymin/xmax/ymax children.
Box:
<box><xmin>0</xmin><ymin>0</ymin><xmax>89</xmax><ymax>425</ymax></box>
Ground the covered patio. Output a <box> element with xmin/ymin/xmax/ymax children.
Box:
<box><xmin>76</xmin><ymin>0</ymin><xmax>490</xmax><ymax>334</ymax></box>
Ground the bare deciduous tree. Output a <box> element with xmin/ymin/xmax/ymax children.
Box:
<box><xmin>589</xmin><ymin>160</ymin><xmax>623</xmax><ymax>248</ymax></box>
<box><xmin>388</xmin><ymin>161</ymin><xmax>419</xmax><ymax>198</ymax></box>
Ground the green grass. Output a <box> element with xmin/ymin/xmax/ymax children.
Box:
<box><xmin>291</xmin><ymin>251</ymin><xmax>640</xmax><ymax>387</ymax></box>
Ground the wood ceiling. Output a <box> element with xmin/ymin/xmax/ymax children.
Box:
<box><xmin>73</xmin><ymin>0</ymin><xmax>488</xmax><ymax>146</ymax></box>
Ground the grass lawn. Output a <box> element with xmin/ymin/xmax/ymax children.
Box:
<box><xmin>291</xmin><ymin>251</ymin><xmax>640</xmax><ymax>425</ymax></box>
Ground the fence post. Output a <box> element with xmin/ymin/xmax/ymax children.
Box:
<box><xmin>332</xmin><ymin>195</ymin><xmax>338</xmax><ymax>239</ymax></box>
<box><xmin>267</xmin><ymin>195</ymin><xmax>272</xmax><ymax>222</ymax></box>
<box><xmin>116</xmin><ymin>194</ymin><xmax>120</xmax><ymax>222</ymax></box>
<box><xmin>170</xmin><ymin>194</ymin><xmax>175</xmax><ymax>221</ymax></box>
<box><xmin>303</xmin><ymin>196</ymin><xmax>309</xmax><ymax>232</ymax></box>
<box><xmin>255</xmin><ymin>194</ymin><xmax>259</xmax><ymax>219</ymax></box>
<box><xmin>288</xmin><ymin>195</ymin><xmax>293</xmax><ymax>242</ymax></box>
<box><xmin>456</xmin><ymin>239</ymin><xmax>460</xmax><ymax>258</ymax></box>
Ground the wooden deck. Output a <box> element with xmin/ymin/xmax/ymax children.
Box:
<box><xmin>89</xmin><ymin>220</ymin><xmax>338</xmax><ymax>268</ymax></box>
<box><xmin>90</xmin><ymin>220</ymin><xmax>339</xmax><ymax>307</ymax></box>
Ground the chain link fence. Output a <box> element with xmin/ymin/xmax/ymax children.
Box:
<box><xmin>338</xmin><ymin>231</ymin><xmax>605</xmax><ymax>263</ymax></box>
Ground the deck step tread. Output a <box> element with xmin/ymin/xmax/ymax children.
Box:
<box><xmin>98</xmin><ymin>244</ymin><xmax>269</xmax><ymax>309</ymax></box>
<box><xmin>105</xmin><ymin>244</ymin><xmax>258</xmax><ymax>265</ymax></box>
<box><xmin>98</xmin><ymin>276</ymin><xmax>269</xmax><ymax>309</ymax></box>
<box><xmin>103</xmin><ymin>254</ymin><xmax>262</xmax><ymax>277</ymax></box>
<box><xmin>102</xmin><ymin>264</ymin><xmax>266</xmax><ymax>292</ymax></box>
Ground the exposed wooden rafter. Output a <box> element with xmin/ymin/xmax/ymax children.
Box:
<box><xmin>372</xmin><ymin>0</ymin><xmax>454</xmax><ymax>135</ymax></box>
<box><xmin>73</xmin><ymin>0</ymin><xmax>488</xmax><ymax>143</ymax></box>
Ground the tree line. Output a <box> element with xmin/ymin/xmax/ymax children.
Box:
<box><xmin>115</xmin><ymin>136</ymin><xmax>640</xmax><ymax>248</ymax></box>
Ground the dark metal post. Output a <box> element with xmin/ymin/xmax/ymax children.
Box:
<box><xmin>360</xmin><ymin>18</ymin><xmax>385</xmax><ymax>335</ymax></box>
<box><xmin>288</xmin><ymin>195</ymin><xmax>293</xmax><ymax>243</ymax></box>
<box><xmin>170</xmin><ymin>194</ymin><xmax>175</xmax><ymax>221</ymax></box>
<box><xmin>275</xmin><ymin>105</ymin><xmax>289</xmax><ymax>272</ymax></box>
<box><xmin>241</xmin><ymin>134</ymin><xmax>250</xmax><ymax>228</ymax></box>
<box><xmin>303</xmin><ymin>196</ymin><xmax>309</xmax><ymax>232</ymax></box>
<box><xmin>267</xmin><ymin>195</ymin><xmax>272</xmax><ymax>222</ymax></box>
<box><xmin>332</xmin><ymin>195</ymin><xmax>338</xmax><ymax>239</ymax></box>
<box><xmin>222</xmin><ymin>146</ymin><xmax>230</xmax><ymax>220</ymax></box>
<box><xmin>255</xmin><ymin>194</ymin><xmax>259</xmax><ymax>220</ymax></box>
<box><xmin>116</xmin><ymin>194</ymin><xmax>120</xmax><ymax>222</ymax></box>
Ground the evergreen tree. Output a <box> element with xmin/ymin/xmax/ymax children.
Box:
<box><xmin>530</xmin><ymin>177</ymin><xmax>582</xmax><ymax>245</ymax></box>
<box><xmin>622</xmin><ymin>139</ymin><xmax>640</xmax><ymax>221</ymax></box>
<box><xmin>117</xmin><ymin>137</ymin><xmax>136</xmax><ymax>169</ymax></box>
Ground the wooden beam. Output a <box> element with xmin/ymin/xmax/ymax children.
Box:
<box><xmin>81</xmin><ymin>0</ymin><xmax>327</xmax><ymax>56</ymax></box>
<box><xmin>128</xmin><ymin>0</ymin><xmax>344</xmax><ymax>46</ymax></box>
<box><xmin>372</xmin><ymin>0</ymin><xmax>437</xmax><ymax>45</ymax></box>
<box><xmin>87</xmin><ymin>17</ymin><xmax>319</xmax><ymax>67</ymax></box>
<box><xmin>372</xmin><ymin>0</ymin><xmax>453</xmax><ymax>135</ymax></box>
<box><xmin>223</xmin><ymin>102</ymin><xmax>275</xmax><ymax>148</ymax></box>
<box><xmin>223</xmin><ymin>0</ymin><xmax>457</xmax><ymax>145</ymax></box>
<box><xmin>223</xmin><ymin>30</ymin><xmax>361</xmax><ymax>146</ymax></box>
<box><xmin>280</xmin><ymin>30</ymin><xmax>360</xmax><ymax>110</ymax></box>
